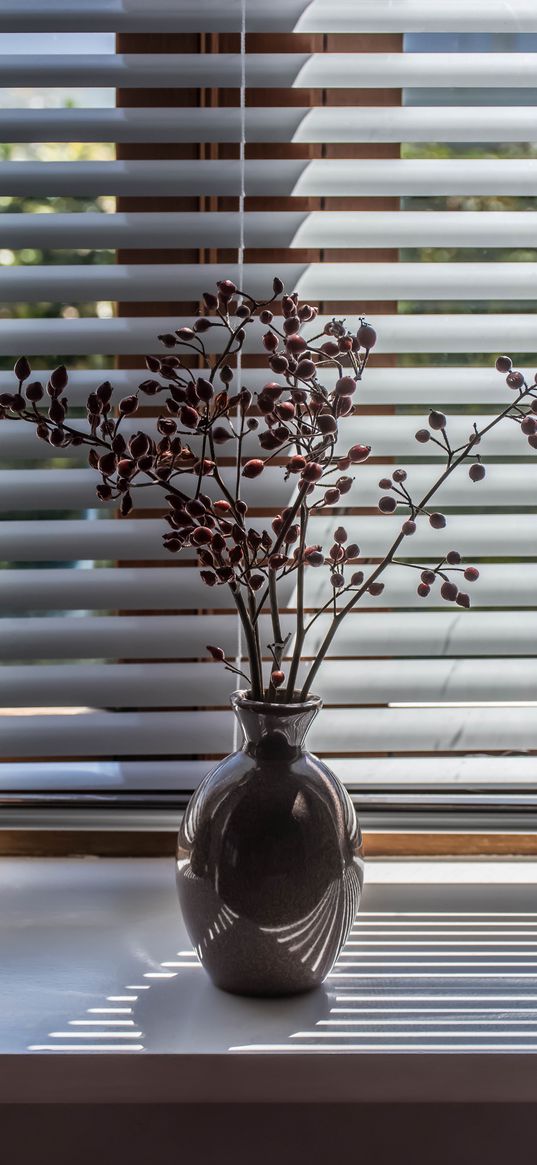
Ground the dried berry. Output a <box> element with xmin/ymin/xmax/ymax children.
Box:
<box><xmin>464</xmin><ymin>567</ymin><xmax>480</xmax><ymax>582</ymax></box>
<box><xmin>429</xmin><ymin>410</ymin><xmax>447</xmax><ymax>431</ymax></box>
<box><xmin>506</xmin><ymin>370</ymin><xmax>525</xmax><ymax>390</ymax></box>
<box><xmin>180</xmin><ymin>405</ymin><xmax>199</xmax><ymax>429</ymax></box>
<box><xmin>456</xmin><ymin>592</ymin><xmax>471</xmax><ymax>609</ymax></box>
<box><xmin>207</xmin><ymin>644</ymin><xmax>226</xmax><ymax>661</ymax></box>
<box><xmin>271</xmin><ymin>670</ymin><xmax>285</xmax><ymax>688</ymax></box>
<box><xmin>196</xmin><ymin>377</ymin><xmax>213</xmax><ymax>402</ymax></box>
<box><xmin>401</xmin><ymin>520</ymin><xmax>416</xmax><ymax>535</ymax></box>
<box><xmin>392</xmin><ymin>468</ymin><xmax>407</xmax><ymax>483</ymax></box>
<box><xmin>469</xmin><ymin>463</ymin><xmax>486</xmax><ymax>482</ymax></box>
<box><xmin>495</xmin><ymin>355</ymin><xmax>512</xmax><ymax>373</ymax></box>
<box><xmin>335</xmin><ymin>376</ymin><xmax>357</xmax><ymax>397</ymax></box>
<box><xmin>357</xmin><ymin>322</ymin><xmax>376</xmax><ymax>351</ymax></box>
<box><xmin>429</xmin><ymin>512</ymin><xmax>447</xmax><ymax>529</ymax></box>
<box><xmin>263</xmin><ymin>331</ymin><xmax>279</xmax><ymax>353</ymax></box>
<box><xmin>218</xmin><ymin>279</ymin><xmax>237</xmax><ymax>300</ymax></box>
<box><xmin>415</xmin><ymin>429</ymin><xmax>430</xmax><ymax>444</ymax></box>
<box><xmin>242</xmin><ymin>459</ymin><xmax>264</xmax><ymax>479</ymax></box>
<box><xmin>302</xmin><ymin>462</ymin><xmax>323</xmax><ymax>482</ymax></box>
<box><xmin>119</xmin><ymin>395</ymin><xmax>138</xmax><ymax>415</ymax></box>
<box><xmin>446</xmin><ymin>550</ymin><xmax>461</xmax><ymax>564</ymax></box>
<box><xmin>336</xmin><ymin>395</ymin><xmax>353</xmax><ymax>417</ymax></box>
<box><xmin>318</xmin><ymin>414</ymin><xmax>338</xmax><ymax>436</ymax></box>
<box><xmin>441</xmin><ymin>581</ymin><xmax>458</xmax><ymax>602</ymax></box>
<box><xmin>305</xmin><ymin>550</ymin><xmax>324</xmax><ymax>568</ymax></box>
<box><xmin>286</xmin><ymin>334</ymin><xmax>307</xmax><ymax>355</ymax></box>
<box><xmin>348</xmin><ymin>444</ymin><xmax>370</xmax><ymax>464</ymax></box>
<box><xmin>379</xmin><ymin>496</ymin><xmax>396</xmax><ymax>514</ymax></box>
<box><xmin>287</xmin><ymin>455</ymin><xmax>307</xmax><ymax>474</ymax></box>
<box><xmin>213</xmin><ymin>426</ymin><xmax>233</xmax><ymax>444</ymax></box>
<box><xmin>14</xmin><ymin>356</ymin><xmax>31</xmax><ymax>382</ymax></box>
<box><xmin>368</xmin><ymin>582</ymin><xmax>384</xmax><ymax>596</ymax></box>
<box><xmin>324</xmin><ymin>488</ymin><xmax>341</xmax><ymax>505</ymax></box>
<box><xmin>417</xmin><ymin>583</ymin><xmax>430</xmax><ymax>598</ymax></box>
<box><xmin>139</xmin><ymin>379</ymin><xmax>160</xmax><ymax>395</ymax></box>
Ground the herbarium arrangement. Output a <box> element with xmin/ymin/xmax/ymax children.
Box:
<box><xmin>3</xmin><ymin>278</ymin><xmax>535</xmax><ymax>995</ymax></box>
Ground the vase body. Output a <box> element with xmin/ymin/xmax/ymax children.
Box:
<box><xmin>176</xmin><ymin>691</ymin><xmax>364</xmax><ymax>996</ymax></box>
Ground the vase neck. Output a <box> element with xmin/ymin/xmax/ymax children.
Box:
<box><xmin>231</xmin><ymin>693</ymin><xmax>321</xmax><ymax>753</ymax></box>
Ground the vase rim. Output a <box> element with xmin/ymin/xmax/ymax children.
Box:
<box><xmin>230</xmin><ymin>689</ymin><xmax>322</xmax><ymax>715</ymax></box>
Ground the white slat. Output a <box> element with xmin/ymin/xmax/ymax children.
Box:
<box><xmin>2</xmin><ymin>657</ymin><xmax>536</xmax><ymax>708</ymax></box>
<box><xmin>2</xmin><ymin>611</ymin><xmax>535</xmax><ymax>660</ymax></box>
<box><xmin>4</xmin><ymin>106</ymin><xmax>537</xmax><ymax>143</ymax></box>
<box><xmin>0</xmin><ymin>468</ymin><xmax>297</xmax><ymax>511</ymax></box>
<box><xmin>0</xmin><ymin>564</ymin><xmax>532</xmax><ymax>611</ymax></box>
<box><xmin>0</xmin><ymin>415</ymin><xmax>531</xmax><ymax>459</ymax></box>
<box><xmin>1</xmin><ymin>514</ymin><xmax>535</xmax><ymax>561</ymax></box>
<box><xmin>0</xmin><ymin>705</ymin><xmax>534</xmax><ymax>759</ymax></box>
<box><xmin>0</xmin><ymin>754</ymin><xmax>533</xmax><ymax>791</ymax></box>
<box><xmin>0</xmin><ymin>0</ymin><xmax>534</xmax><ymax>34</ymax></box>
<box><xmin>0</xmin><ymin>365</ymin><xmax>514</xmax><ymax>407</ymax></box>
<box><xmin>4</xmin><ymin>463</ymin><xmax>535</xmax><ymax>512</ymax></box>
<box><xmin>4</xmin><ymin>261</ymin><xmax>537</xmax><ymax>302</ymax></box>
<box><xmin>2</xmin><ymin>159</ymin><xmax>537</xmax><ymax>197</ymax></box>
<box><xmin>4</xmin><ymin>211</ymin><xmax>537</xmax><ymax>251</ymax></box>
<box><xmin>2</xmin><ymin>314</ymin><xmax>536</xmax><ymax>354</ymax></box>
<box><xmin>0</xmin><ymin>710</ymin><xmax>233</xmax><ymax>758</ymax></box>
<box><xmin>0</xmin><ymin>614</ymin><xmax>285</xmax><ymax>660</ymax></box>
<box><xmin>4</xmin><ymin>53</ymin><xmax>537</xmax><ymax>89</ymax></box>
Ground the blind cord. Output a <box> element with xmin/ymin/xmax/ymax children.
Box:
<box><xmin>232</xmin><ymin>0</ymin><xmax>247</xmax><ymax>749</ymax></box>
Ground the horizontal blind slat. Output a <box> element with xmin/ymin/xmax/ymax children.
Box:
<box><xmin>3</xmin><ymin>160</ymin><xmax>537</xmax><ymax>198</ymax></box>
<box><xmin>5</xmin><ymin>54</ymin><xmax>537</xmax><ymax>89</ymax></box>
<box><xmin>5</xmin><ymin>261</ymin><xmax>537</xmax><ymax>302</ymax></box>
<box><xmin>0</xmin><ymin>415</ymin><xmax>531</xmax><ymax>458</ymax></box>
<box><xmin>3</xmin><ymin>612</ymin><xmax>535</xmax><ymax>660</ymax></box>
<box><xmin>2</xmin><ymin>315</ymin><xmax>536</xmax><ymax>354</ymax></box>
<box><xmin>1</xmin><ymin>515</ymin><xmax>535</xmax><ymax>560</ymax></box>
<box><xmin>0</xmin><ymin>365</ymin><xmax>516</xmax><ymax>407</ymax></box>
<box><xmin>1</xmin><ymin>706</ymin><xmax>534</xmax><ymax>759</ymax></box>
<box><xmin>0</xmin><ymin>0</ymin><xmax>534</xmax><ymax>34</ymax></box>
<box><xmin>1</xmin><ymin>754</ymin><xmax>534</xmax><ymax>792</ymax></box>
<box><xmin>0</xmin><ymin>564</ymin><xmax>533</xmax><ymax>611</ymax></box>
<box><xmin>4</xmin><ymin>211</ymin><xmax>537</xmax><ymax>251</ymax></box>
<box><xmin>4</xmin><ymin>463</ymin><xmax>535</xmax><ymax>511</ymax></box>
<box><xmin>2</xmin><ymin>658</ymin><xmax>536</xmax><ymax>707</ymax></box>
<box><xmin>4</xmin><ymin>106</ymin><xmax>537</xmax><ymax>143</ymax></box>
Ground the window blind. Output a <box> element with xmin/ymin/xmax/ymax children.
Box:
<box><xmin>1</xmin><ymin>0</ymin><xmax>536</xmax><ymax>831</ymax></box>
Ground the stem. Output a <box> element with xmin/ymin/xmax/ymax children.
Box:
<box><xmin>253</xmin><ymin>480</ymin><xmax>311</xmax><ymax>624</ymax></box>
<box><xmin>248</xmin><ymin>587</ymin><xmax>264</xmax><ymax>695</ymax></box>
<box><xmin>231</xmin><ymin>584</ymin><xmax>263</xmax><ymax>699</ymax></box>
<box><xmin>285</xmin><ymin>504</ymin><xmax>307</xmax><ymax>699</ymax></box>
<box><xmin>268</xmin><ymin>569</ymin><xmax>283</xmax><ymax>651</ymax></box>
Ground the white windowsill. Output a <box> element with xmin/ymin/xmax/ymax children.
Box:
<box><xmin>3</xmin><ymin>857</ymin><xmax>537</xmax><ymax>1104</ymax></box>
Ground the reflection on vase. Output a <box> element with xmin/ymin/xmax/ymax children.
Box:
<box><xmin>177</xmin><ymin>692</ymin><xmax>364</xmax><ymax>997</ymax></box>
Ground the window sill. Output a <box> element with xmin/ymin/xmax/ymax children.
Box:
<box><xmin>2</xmin><ymin>857</ymin><xmax>537</xmax><ymax>1105</ymax></box>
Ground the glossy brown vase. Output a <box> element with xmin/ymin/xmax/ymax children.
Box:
<box><xmin>176</xmin><ymin>691</ymin><xmax>364</xmax><ymax>997</ymax></box>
